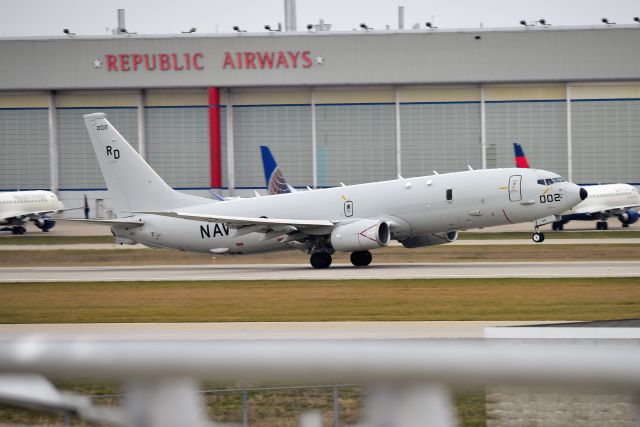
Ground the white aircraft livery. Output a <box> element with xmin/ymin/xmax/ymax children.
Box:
<box><xmin>514</xmin><ymin>143</ymin><xmax>640</xmax><ymax>231</ymax></box>
<box><xmin>83</xmin><ymin>113</ymin><xmax>587</xmax><ymax>268</ymax></box>
<box><xmin>0</xmin><ymin>190</ymin><xmax>64</xmax><ymax>234</ymax></box>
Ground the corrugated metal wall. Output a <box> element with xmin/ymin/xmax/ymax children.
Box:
<box><xmin>0</xmin><ymin>83</ymin><xmax>639</xmax><ymax>196</ymax></box>
<box><xmin>232</xmin><ymin>90</ymin><xmax>312</xmax><ymax>188</ymax></box>
<box><xmin>145</xmin><ymin>91</ymin><xmax>210</xmax><ymax>189</ymax></box>
<box><xmin>0</xmin><ymin>94</ymin><xmax>49</xmax><ymax>190</ymax></box>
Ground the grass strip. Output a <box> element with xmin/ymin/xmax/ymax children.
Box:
<box><xmin>458</xmin><ymin>230</ymin><xmax>640</xmax><ymax>240</ymax></box>
<box><xmin>0</xmin><ymin>244</ymin><xmax>638</xmax><ymax>266</ymax></box>
<box><xmin>0</xmin><ymin>231</ymin><xmax>637</xmax><ymax>246</ymax></box>
<box><xmin>1</xmin><ymin>278</ymin><xmax>638</xmax><ymax>324</ymax></box>
<box><xmin>0</xmin><ymin>235</ymin><xmax>113</xmax><ymax>245</ymax></box>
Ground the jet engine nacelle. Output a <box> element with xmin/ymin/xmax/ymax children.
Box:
<box><xmin>330</xmin><ymin>219</ymin><xmax>391</xmax><ymax>252</ymax></box>
<box><xmin>399</xmin><ymin>231</ymin><xmax>459</xmax><ymax>248</ymax></box>
<box><xmin>618</xmin><ymin>209</ymin><xmax>639</xmax><ymax>226</ymax></box>
<box><xmin>34</xmin><ymin>217</ymin><xmax>55</xmax><ymax>231</ymax></box>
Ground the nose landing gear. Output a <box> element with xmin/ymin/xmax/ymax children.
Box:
<box><xmin>532</xmin><ymin>231</ymin><xmax>545</xmax><ymax>243</ymax></box>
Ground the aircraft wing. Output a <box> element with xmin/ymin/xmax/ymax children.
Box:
<box><xmin>3</xmin><ymin>208</ymin><xmax>65</xmax><ymax>221</ymax></box>
<box><xmin>139</xmin><ymin>210</ymin><xmax>334</xmax><ymax>229</ymax></box>
<box><xmin>63</xmin><ymin>218</ymin><xmax>144</xmax><ymax>228</ymax></box>
<box><xmin>571</xmin><ymin>203</ymin><xmax>640</xmax><ymax>215</ymax></box>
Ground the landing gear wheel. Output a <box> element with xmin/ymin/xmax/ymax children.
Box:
<box><xmin>350</xmin><ymin>250</ymin><xmax>373</xmax><ymax>267</ymax></box>
<box><xmin>623</xmin><ymin>223</ymin><xmax>630</xmax><ymax>228</ymax></box>
<box><xmin>532</xmin><ymin>232</ymin><xmax>545</xmax><ymax>243</ymax></box>
<box><xmin>551</xmin><ymin>222</ymin><xmax>564</xmax><ymax>231</ymax></box>
<box><xmin>11</xmin><ymin>226</ymin><xmax>26</xmax><ymax>235</ymax></box>
<box><xmin>596</xmin><ymin>221</ymin><xmax>608</xmax><ymax>230</ymax></box>
<box><xmin>310</xmin><ymin>253</ymin><xmax>332</xmax><ymax>269</ymax></box>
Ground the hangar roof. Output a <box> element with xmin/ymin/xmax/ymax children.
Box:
<box><xmin>1</xmin><ymin>25</ymin><xmax>639</xmax><ymax>90</ymax></box>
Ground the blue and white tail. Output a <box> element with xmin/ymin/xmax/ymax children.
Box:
<box><xmin>260</xmin><ymin>146</ymin><xmax>294</xmax><ymax>195</ymax></box>
<box><xmin>83</xmin><ymin>113</ymin><xmax>210</xmax><ymax>214</ymax></box>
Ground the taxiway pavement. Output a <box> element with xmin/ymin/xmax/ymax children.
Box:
<box><xmin>1</xmin><ymin>261</ymin><xmax>638</xmax><ymax>282</ymax></box>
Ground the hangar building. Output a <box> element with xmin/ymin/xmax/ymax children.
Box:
<box><xmin>0</xmin><ymin>25</ymin><xmax>639</xmax><ymax>216</ymax></box>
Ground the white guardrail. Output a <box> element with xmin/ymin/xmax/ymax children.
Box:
<box><xmin>0</xmin><ymin>339</ymin><xmax>639</xmax><ymax>427</ymax></box>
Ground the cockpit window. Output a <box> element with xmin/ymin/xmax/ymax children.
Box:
<box><xmin>537</xmin><ymin>179</ymin><xmax>545</xmax><ymax>185</ymax></box>
<box><xmin>545</xmin><ymin>178</ymin><xmax>554</xmax><ymax>185</ymax></box>
<box><xmin>553</xmin><ymin>177</ymin><xmax>565</xmax><ymax>183</ymax></box>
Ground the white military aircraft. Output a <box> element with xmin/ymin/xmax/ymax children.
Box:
<box><xmin>514</xmin><ymin>143</ymin><xmax>640</xmax><ymax>231</ymax></box>
<box><xmin>81</xmin><ymin>113</ymin><xmax>587</xmax><ymax>268</ymax></box>
<box><xmin>0</xmin><ymin>190</ymin><xmax>64</xmax><ymax>234</ymax></box>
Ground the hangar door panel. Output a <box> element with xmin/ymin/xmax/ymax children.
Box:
<box><xmin>401</xmin><ymin>102</ymin><xmax>481</xmax><ymax>176</ymax></box>
<box><xmin>0</xmin><ymin>108</ymin><xmax>49</xmax><ymax>190</ymax></box>
<box><xmin>316</xmin><ymin>104</ymin><xmax>395</xmax><ymax>187</ymax></box>
<box><xmin>58</xmin><ymin>107</ymin><xmax>138</xmax><ymax>190</ymax></box>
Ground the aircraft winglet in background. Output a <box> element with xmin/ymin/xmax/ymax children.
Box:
<box><xmin>513</xmin><ymin>142</ymin><xmax>640</xmax><ymax>230</ymax></box>
<box><xmin>78</xmin><ymin>113</ymin><xmax>586</xmax><ymax>268</ymax></box>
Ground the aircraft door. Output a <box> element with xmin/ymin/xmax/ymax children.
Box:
<box><xmin>508</xmin><ymin>175</ymin><xmax>522</xmax><ymax>202</ymax></box>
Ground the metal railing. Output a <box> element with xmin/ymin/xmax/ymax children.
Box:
<box><xmin>1</xmin><ymin>339</ymin><xmax>640</xmax><ymax>427</ymax></box>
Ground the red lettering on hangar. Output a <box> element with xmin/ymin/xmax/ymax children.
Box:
<box><xmin>222</xmin><ymin>51</ymin><xmax>320</xmax><ymax>69</ymax></box>
<box><xmin>103</xmin><ymin>52</ymin><xmax>205</xmax><ymax>71</ymax></box>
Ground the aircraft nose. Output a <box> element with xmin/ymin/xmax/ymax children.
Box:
<box><xmin>579</xmin><ymin>187</ymin><xmax>588</xmax><ymax>201</ymax></box>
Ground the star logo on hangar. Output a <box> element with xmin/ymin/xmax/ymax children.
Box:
<box><xmin>93</xmin><ymin>58</ymin><xmax>102</xmax><ymax>69</ymax></box>
<box><xmin>314</xmin><ymin>55</ymin><xmax>325</xmax><ymax>65</ymax></box>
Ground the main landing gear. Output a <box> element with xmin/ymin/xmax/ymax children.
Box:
<box><xmin>11</xmin><ymin>226</ymin><xmax>26</xmax><ymax>235</ymax></box>
<box><xmin>310</xmin><ymin>252</ymin><xmax>332</xmax><ymax>269</ymax></box>
<box><xmin>350</xmin><ymin>250</ymin><xmax>372</xmax><ymax>267</ymax></box>
<box><xmin>596</xmin><ymin>221</ymin><xmax>608</xmax><ymax>230</ymax></box>
<box><xmin>309</xmin><ymin>250</ymin><xmax>374</xmax><ymax>268</ymax></box>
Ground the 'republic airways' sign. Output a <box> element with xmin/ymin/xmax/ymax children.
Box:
<box><xmin>92</xmin><ymin>51</ymin><xmax>324</xmax><ymax>72</ymax></box>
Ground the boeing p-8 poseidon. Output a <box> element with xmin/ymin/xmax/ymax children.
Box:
<box><xmin>80</xmin><ymin>113</ymin><xmax>587</xmax><ymax>268</ymax></box>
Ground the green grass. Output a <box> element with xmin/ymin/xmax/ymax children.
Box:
<box><xmin>1</xmin><ymin>244</ymin><xmax>640</xmax><ymax>267</ymax></box>
<box><xmin>458</xmin><ymin>230</ymin><xmax>640</xmax><ymax>240</ymax></box>
<box><xmin>0</xmin><ymin>231</ymin><xmax>636</xmax><ymax>246</ymax></box>
<box><xmin>1</xmin><ymin>278</ymin><xmax>639</xmax><ymax>324</ymax></box>
<box><xmin>0</xmin><ymin>235</ymin><xmax>113</xmax><ymax>245</ymax></box>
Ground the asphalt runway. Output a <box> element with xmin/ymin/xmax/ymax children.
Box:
<box><xmin>0</xmin><ymin>321</ymin><xmax>560</xmax><ymax>341</ymax></box>
<box><xmin>0</xmin><ymin>238</ymin><xmax>638</xmax><ymax>251</ymax></box>
<box><xmin>1</xmin><ymin>261</ymin><xmax>638</xmax><ymax>282</ymax></box>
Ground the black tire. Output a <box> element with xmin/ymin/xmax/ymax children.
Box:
<box><xmin>602</xmin><ymin>221</ymin><xmax>608</xmax><ymax>230</ymax></box>
<box><xmin>557</xmin><ymin>222</ymin><xmax>564</xmax><ymax>231</ymax></box>
<box><xmin>532</xmin><ymin>232</ymin><xmax>544</xmax><ymax>243</ymax></box>
<box><xmin>12</xmin><ymin>226</ymin><xmax>25</xmax><ymax>235</ymax></box>
<box><xmin>623</xmin><ymin>223</ymin><xmax>630</xmax><ymax>228</ymax></box>
<box><xmin>350</xmin><ymin>250</ymin><xmax>373</xmax><ymax>267</ymax></box>
<box><xmin>310</xmin><ymin>253</ymin><xmax>332</xmax><ymax>269</ymax></box>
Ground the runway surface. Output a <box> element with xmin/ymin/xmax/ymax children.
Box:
<box><xmin>0</xmin><ymin>238</ymin><xmax>638</xmax><ymax>251</ymax></box>
<box><xmin>0</xmin><ymin>321</ymin><xmax>561</xmax><ymax>341</ymax></box>
<box><xmin>1</xmin><ymin>261</ymin><xmax>638</xmax><ymax>282</ymax></box>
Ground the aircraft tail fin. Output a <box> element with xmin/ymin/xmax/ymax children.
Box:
<box><xmin>83</xmin><ymin>113</ymin><xmax>210</xmax><ymax>214</ymax></box>
<box><xmin>260</xmin><ymin>145</ymin><xmax>293</xmax><ymax>195</ymax></box>
<box><xmin>513</xmin><ymin>143</ymin><xmax>530</xmax><ymax>168</ymax></box>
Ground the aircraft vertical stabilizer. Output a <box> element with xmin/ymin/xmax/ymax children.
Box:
<box><xmin>514</xmin><ymin>143</ymin><xmax>530</xmax><ymax>168</ymax></box>
<box><xmin>260</xmin><ymin>146</ymin><xmax>293</xmax><ymax>195</ymax></box>
<box><xmin>83</xmin><ymin>113</ymin><xmax>209</xmax><ymax>214</ymax></box>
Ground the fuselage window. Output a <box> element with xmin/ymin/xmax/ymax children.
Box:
<box><xmin>446</xmin><ymin>189</ymin><xmax>453</xmax><ymax>201</ymax></box>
